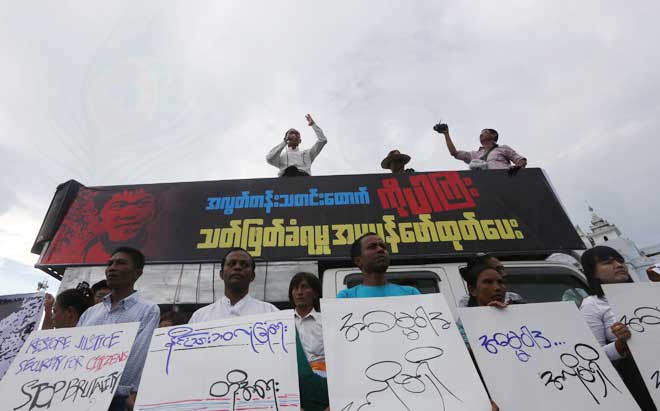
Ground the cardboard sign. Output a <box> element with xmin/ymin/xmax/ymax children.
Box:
<box><xmin>0</xmin><ymin>292</ymin><xmax>44</xmax><ymax>379</ymax></box>
<box><xmin>459</xmin><ymin>302</ymin><xmax>640</xmax><ymax>411</ymax></box>
<box><xmin>322</xmin><ymin>294</ymin><xmax>491</xmax><ymax>411</ymax></box>
<box><xmin>135</xmin><ymin>310</ymin><xmax>299</xmax><ymax>411</ymax></box>
<box><xmin>604</xmin><ymin>283</ymin><xmax>660</xmax><ymax>408</ymax></box>
<box><xmin>0</xmin><ymin>322</ymin><xmax>139</xmax><ymax>411</ymax></box>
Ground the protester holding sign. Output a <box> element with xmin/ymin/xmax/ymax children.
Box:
<box><xmin>77</xmin><ymin>246</ymin><xmax>160</xmax><ymax>411</ymax></box>
<box><xmin>188</xmin><ymin>248</ymin><xmax>330</xmax><ymax>411</ymax></box>
<box><xmin>337</xmin><ymin>233</ymin><xmax>421</xmax><ymax>298</ymax></box>
<box><xmin>458</xmin><ymin>259</ymin><xmax>517</xmax><ymax>410</ymax></box>
<box><xmin>580</xmin><ymin>246</ymin><xmax>656</xmax><ymax>411</ymax></box>
<box><xmin>457</xmin><ymin>253</ymin><xmax>524</xmax><ymax>307</ymax></box>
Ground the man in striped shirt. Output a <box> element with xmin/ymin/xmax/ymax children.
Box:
<box><xmin>77</xmin><ymin>246</ymin><xmax>160</xmax><ymax>411</ymax></box>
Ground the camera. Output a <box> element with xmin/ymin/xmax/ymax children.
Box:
<box><xmin>433</xmin><ymin>122</ymin><xmax>448</xmax><ymax>133</ymax></box>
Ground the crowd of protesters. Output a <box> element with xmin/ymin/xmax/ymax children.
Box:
<box><xmin>37</xmin><ymin>117</ymin><xmax>660</xmax><ymax>411</ymax></box>
<box><xmin>42</xmin><ymin>239</ymin><xmax>659</xmax><ymax>411</ymax></box>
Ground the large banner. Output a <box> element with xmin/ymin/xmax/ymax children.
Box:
<box><xmin>134</xmin><ymin>310</ymin><xmax>299</xmax><ymax>411</ymax></box>
<box><xmin>604</xmin><ymin>283</ymin><xmax>660</xmax><ymax>408</ymax></box>
<box><xmin>0</xmin><ymin>322</ymin><xmax>139</xmax><ymax>411</ymax></box>
<box><xmin>37</xmin><ymin>169</ymin><xmax>584</xmax><ymax>267</ymax></box>
<box><xmin>0</xmin><ymin>292</ymin><xmax>44</xmax><ymax>379</ymax></box>
<box><xmin>322</xmin><ymin>294</ymin><xmax>491</xmax><ymax>411</ymax></box>
<box><xmin>459</xmin><ymin>302</ymin><xmax>640</xmax><ymax>411</ymax></box>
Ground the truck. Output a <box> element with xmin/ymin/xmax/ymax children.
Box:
<box><xmin>31</xmin><ymin>168</ymin><xmax>589</xmax><ymax>317</ymax></box>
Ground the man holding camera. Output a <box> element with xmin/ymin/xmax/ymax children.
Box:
<box><xmin>266</xmin><ymin>114</ymin><xmax>327</xmax><ymax>177</ymax></box>
<box><xmin>434</xmin><ymin>122</ymin><xmax>527</xmax><ymax>170</ymax></box>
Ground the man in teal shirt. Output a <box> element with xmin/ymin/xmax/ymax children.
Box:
<box><xmin>337</xmin><ymin>233</ymin><xmax>420</xmax><ymax>298</ymax></box>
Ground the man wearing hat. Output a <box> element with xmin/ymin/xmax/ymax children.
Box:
<box><xmin>266</xmin><ymin>114</ymin><xmax>327</xmax><ymax>177</ymax></box>
<box><xmin>381</xmin><ymin>149</ymin><xmax>415</xmax><ymax>174</ymax></box>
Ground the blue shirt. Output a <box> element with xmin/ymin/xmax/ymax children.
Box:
<box><xmin>77</xmin><ymin>291</ymin><xmax>160</xmax><ymax>397</ymax></box>
<box><xmin>336</xmin><ymin>283</ymin><xmax>421</xmax><ymax>298</ymax></box>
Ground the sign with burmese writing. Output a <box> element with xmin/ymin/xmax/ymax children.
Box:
<box><xmin>38</xmin><ymin>168</ymin><xmax>583</xmax><ymax>266</ymax></box>
<box><xmin>603</xmin><ymin>283</ymin><xmax>660</xmax><ymax>409</ymax></box>
<box><xmin>134</xmin><ymin>310</ymin><xmax>299</xmax><ymax>411</ymax></box>
<box><xmin>459</xmin><ymin>302</ymin><xmax>639</xmax><ymax>411</ymax></box>
<box><xmin>322</xmin><ymin>293</ymin><xmax>491</xmax><ymax>411</ymax></box>
<box><xmin>0</xmin><ymin>322</ymin><xmax>139</xmax><ymax>411</ymax></box>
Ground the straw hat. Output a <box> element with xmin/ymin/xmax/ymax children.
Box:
<box><xmin>381</xmin><ymin>149</ymin><xmax>411</xmax><ymax>169</ymax></box>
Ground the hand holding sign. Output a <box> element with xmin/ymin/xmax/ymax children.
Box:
<box><xmin>459</xmin><ymin>302</ymin><xmax>640</xmax><ymax>411</ymax></box>
<box><xmin>0</xmin><ymin>322</ymin><xmax>139</xmax><ymax>411</ymax></box>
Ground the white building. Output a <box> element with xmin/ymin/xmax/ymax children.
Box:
<box><xmin>578</xmin><ymin>206</ymin><xmax>659</xmax><ymax>282</ymax></box>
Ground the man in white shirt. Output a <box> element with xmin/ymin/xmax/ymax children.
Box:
<box><xmin>266</xmin><ymin>114</ymin><xmax>327</xmax><ymax>177</ymax></box>
<box><xmin>189</xmin><ymin>247</ymin><xmax>278</xmax><ymax>322</ymax></box>
<box><xmin>289</xmin><ymin>272</ymin><xmax>325</xmax><ymax>376</ymax></box>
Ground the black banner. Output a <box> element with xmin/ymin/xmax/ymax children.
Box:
<box><xmin>37</xmin><ymin>169</ymin><xmax>584</xmax><ymax>267</ymax></box>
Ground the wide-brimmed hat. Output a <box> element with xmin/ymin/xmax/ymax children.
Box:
<box><xmin>381</xmin><ymin>149</ymin><xmax>411</xmax><ymax>169</ymax></box>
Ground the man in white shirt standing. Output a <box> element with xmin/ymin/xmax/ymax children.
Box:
<box><xmin>289</xmin><ymin>272</ymin><xmax>325</xmax><ymax>376</ymax></box>
<box><xmin>266</xmin><ymin>114</ymin><xmax>327</xmax><ymax>177</ymax></box>
<box><xmin>189</xmin><ymin>247</ymin><xmax>278</xmax><ymax>322</ymax></box>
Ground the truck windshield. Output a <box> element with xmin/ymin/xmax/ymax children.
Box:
<box><xmin>344</xmin><ymin>271</ymin><xmax>441</xmax><ymax>294</ymax></box>
<box><xmin>503</xmin><ymin>266</ymin><xmax>589</xmax><ymax>306</ymax></box>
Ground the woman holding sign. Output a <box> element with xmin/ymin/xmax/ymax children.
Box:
<box><xmin>580</xmin><ymin>246</ymin><xmax>656</xmax><ymax>411</ymax></box>
<box><xmin>459</xmin><ymin>260</ymin><xmax>517</xmax><ymax>411</ymax></box>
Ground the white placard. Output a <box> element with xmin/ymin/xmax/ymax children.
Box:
<box><xmin>604</xmin><ymin>283</ymin><xmax>660</xmax><ymax>408</ymax></box>
<box><xmin>0</xmin><ymin>292</ymin><xmax>45</xmax><ymax>379</ymax></box>
<box><xmin>459</xmin><ymin>302</ymin><xmax>640</xmax><ymax>411</ymax></box>
<box><xmin>0</xmin><ymin>322</ymin><xmax>140</xmax><ymax>411</ymax></box>
<box><xmin>135</xmin><ymin>310</ymin><xmax>299</xmax><ymax>411</ymax></box>
<box><xmin>322</xmin><ymin>294</ymin><xmax>491</xmax><ymax>411</ymax></box>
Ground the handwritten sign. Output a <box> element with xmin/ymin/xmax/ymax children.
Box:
<box><xmin>0</xmin><ymin>292</ymin><xmax>45</xmax><ymax>380</ymax></box>
<box><xmin>321</xmin><ymin>294</ymin><xmax>491</xmax><ymax>411</ymax></box>
<box><xmin>604</xmin><ymin>283</ymin><xmax>660</xmax><ymax>408</ymax></box>
<box><xmin>459</xmin><ymin>302</ymin><xmax>640</xmax><ymax>411</ymax></box>
<box><xmin>0</xmin><ymin>322</ymin><xmax>139</xmax><ymax>411</ymax></box>
<box><xmin>134</xmin><ymin>310</ymin><xmax>299</xmax><ymax>411</ymax></box>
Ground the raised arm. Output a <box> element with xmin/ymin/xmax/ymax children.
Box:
<box><xmin>306</xmin><ymin>114</ymin><xmax>327</xmax><ymax>161</ymax></box>
<box><xmin>433</xmin><ymin>122</ymin><xmax>462</xmax><ymax>156</ymax></box>
<box><xmin>41</xmin><ymin>293</ymin><xmax>54</xmax><ymax>330</ymax></box>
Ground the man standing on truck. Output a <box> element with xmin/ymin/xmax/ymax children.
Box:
<box><xmin>77</xmin><ymin>246</ymin><xmax>160</xmax><ymax>411</ymax></box>
<box><xmin>337</xmin><ymin>233</ymin><xmax>421</xmax><ymax>298</ymax></box>
<box><xmin>266</xmin><ymin>114</ymin><xmax>327</xmax><ymax>177</ymax></box>
<box><xmin>434</xmin><ymin>122</ymin><xmax>527</xmax><ymax>170</ymax></box>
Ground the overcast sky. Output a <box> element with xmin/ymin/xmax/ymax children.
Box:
<box><xmin>2</xmin><ymin>1</ymin><xmax>659</xmax><ymax>294</ymax></box>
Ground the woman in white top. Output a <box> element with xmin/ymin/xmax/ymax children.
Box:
<box><xmin>580</xmin><ymin>245</ymin><xmax>656</xmax><ymax>411</ymax></box>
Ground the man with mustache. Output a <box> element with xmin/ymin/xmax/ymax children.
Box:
<box><xmin>337</xmin><ymin>233</ymin><xmax>420</xmax><ymax>298</ymax></box>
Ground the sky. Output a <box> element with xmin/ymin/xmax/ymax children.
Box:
<box><xmin>1</xmin><ymin>1</ymin><xmax>659</xmax><ymax>294</ymax></box>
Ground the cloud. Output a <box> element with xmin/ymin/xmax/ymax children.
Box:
<box><xmin>0</xmin><ymin>258</ymin><xmax>60</xmax><ymax>295</ymax></box>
